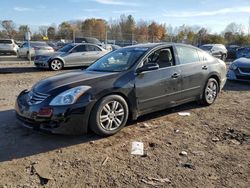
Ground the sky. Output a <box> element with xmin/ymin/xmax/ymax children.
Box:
<box><xmin>1</xmin><ymin>0</ymin><xmax>250</xmax><ymax>34</ymax></box>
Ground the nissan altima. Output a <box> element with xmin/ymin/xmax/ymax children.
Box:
<box><xmin>34</xmin><ymin>43</ymin><xmax>108</xmax><ymax>71</ymax></box>
<box><xmin>15</xmin><ymin>43</ymin><xmax>227</xmax><ymax>136</ymax></box>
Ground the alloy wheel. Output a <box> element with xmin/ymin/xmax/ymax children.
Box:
<box><xmin>51</xmin><ymin>60</ymin><xmax>63</xmax><ymax>70</ymax></box>
<box><xmin>99</xmin><ymin>100</ymin><xmax>125</xmax><ymax>131</ymax></box>
<box><xmin>205</xmin><ymin>80</ymin><xmax>217</xmax><ymax>104</ymax></box>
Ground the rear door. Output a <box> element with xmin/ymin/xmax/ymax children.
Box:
<box><xmin>135</xmin><ymin>47</ymin><xmax>182</xmax><ymax>114</ymax></box>
<box><xmin>175</xmin><ymin>45</ymin><xmax>208</xmax><ymax>100</ymax></box>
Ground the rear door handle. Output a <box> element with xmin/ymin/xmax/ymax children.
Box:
<box><xmin>171</xmin><ymin>73</ymin><xmax>180</xmax><ymax>78</ymax></box>
<box><xmin>202</xmin><ymin>65</ymin><xmax>208</xmax><ymax>70</ymax></box>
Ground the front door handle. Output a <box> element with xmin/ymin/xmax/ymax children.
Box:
<box><xmin>171</xmin><ymin>73</ymin><xmax>180</xmax><ymax>78</ymax></box>
<box><xmin>202</xmin><ymin>65</ymin><xmax>208</xmax><ymax>70</ymax></box>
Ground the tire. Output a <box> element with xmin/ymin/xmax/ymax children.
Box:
<box><xmin>90</xmin><ymin>95</ymin><xmax>129</xmax><ymax>136</ymax></box>
<box><xmin>201</xmin><ymin>78</ymin><xmax>219</xmax><ymax>106</ymax></box>
<box><xmin>49</xmin><ymin>59</ymin><xmax>63</xmax><ymax>71</ymax></box>
<box><xmin>221</xmin><ymin>54</ymin><xmax>226</xmax><ymax>61</ymax></box>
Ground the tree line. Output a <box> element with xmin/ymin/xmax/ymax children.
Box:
<box><xmin>1</xmin><ymin>15</ymin><xmax>250</xmax><ymax>46</ymax></box>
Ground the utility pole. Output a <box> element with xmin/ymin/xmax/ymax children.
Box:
<box><xmin>248</xmin><ymin>16</ymin><xmax>250</xmax><ymax>38</ymax></box>
<box><xmin>105</xmin><ymin>25</ymin><xmax>108</xmax><ymax>49</ymax></box>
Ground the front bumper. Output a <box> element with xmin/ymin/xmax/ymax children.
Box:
<box><xmin>15</xmin><ymin>90</ymin><xmax>95</xmax><ymax>135</ymax></box>
<box><xmin>34</xmin><ymin>60</ymin><xmax>50</xmax><ymax>68</ymax></box>
<box><xmin>227</xmin><ymin>69</ymin><xmax>250</xmax><ymax>82</ymax></box>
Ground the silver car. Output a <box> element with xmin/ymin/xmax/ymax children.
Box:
<box><xmin>17</xmin><ymin>41</ymin><xmax>54</xmax><ymax>58</ymax></box>
<box><xmin>34</xmin><ymin>43</ymin><xmax>108</xmax><ymax>71</ymax></box>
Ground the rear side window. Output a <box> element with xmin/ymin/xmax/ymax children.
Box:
<box><xmin>176</xmin><ymin>46</ymin><xmax>200</xmax><ymax>64</ymax></box>
<box><xmin>0</xmin><ymin>40</ymin><xmax>12</xmax><ymax>44</ymax></box>
<box><xmin>86</xmin><ymin>45</ymin><xmax>101</xmax><ymax>51</ymax></box>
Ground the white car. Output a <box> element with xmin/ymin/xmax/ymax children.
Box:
<box><xmin>0</xmin><ymin>39</ymin><xmax>19</xmax><ymax>55</ymax></box>
<box><xmin>17</xmin><ymin>41</ymin><xmax>54</xmax><ymax>58</ymax></box>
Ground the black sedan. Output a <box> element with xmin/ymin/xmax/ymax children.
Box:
<box><xmin>15</xmin><ymin>43</ymin><xmax>227</xmax><ymax>136</ymax></box>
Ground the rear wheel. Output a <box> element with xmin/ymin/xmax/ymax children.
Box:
<box><xmin>201</xmin><ymin>78</ymin><xmax>219</xmax><ymax>105</ymax></box>
<box><xmin>49</xmin><ymin>59</ymin><xmax>63</xmax><ymax>71</ymax></box>
<box><xmin>90</xmin><ymin>95</ymin><xmax>129</xmax><ymax>136</ymax></box>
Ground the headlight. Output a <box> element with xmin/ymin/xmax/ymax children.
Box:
<box><xmin>229</xmin><ymin>63</ymin><xmax>237</xmax><ymax>70</ymax></box>
<box><xmin>49</xmin><ymin>86</ymin><xmax>91</xmax><ymax>106</ymax></box>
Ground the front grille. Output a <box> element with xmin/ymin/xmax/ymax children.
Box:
<box><xmin>239</xmin><ymin>67</ymin><xmax>250</xmax><ymax>74</ymax></box>
<box><xmin>28</xmin><ymin>91</ymin><xmax>49</xmax><ymax>105</ymax></box>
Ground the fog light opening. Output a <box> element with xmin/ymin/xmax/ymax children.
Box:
<box><xmin>38</xmin><ymin>107</ymin><xmax>53</xmax><ymax>117</ymax></box>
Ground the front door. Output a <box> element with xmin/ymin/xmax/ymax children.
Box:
<box><xmin>135</xmin><ymin>47</ymin><xmax>182</xmax><ymax>114</ymax></box>
<box><xmin>64</xmin><ymin>44</ymin><xmax>87</xmax><ymax>65</ymax></box>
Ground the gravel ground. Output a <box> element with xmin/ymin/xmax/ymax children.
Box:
<box><xmin>0</xmin><ymin>56</ymin><xmax>249</xmax><ymax>188</ymax></box>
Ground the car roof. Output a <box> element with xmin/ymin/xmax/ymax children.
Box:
<box><xmin>122</xmin><ymin>42</ymin><xmax>197</xmax><ymax>50</ymax></box>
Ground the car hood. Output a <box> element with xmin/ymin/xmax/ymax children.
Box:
<box><xmin>33</xmin><ymin>70</ymin><xmax>119</xmax><ymax>94</ymax></box>
<box><xmin>234</xmin><ymin>58</ymin><xmax>250</xmax><ymax>67</ymax></box>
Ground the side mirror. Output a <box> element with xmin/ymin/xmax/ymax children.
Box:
<box><xmin>136</xmin><ymin>63</ymin><xmax>159</xmax><ymax>73</ymax></box>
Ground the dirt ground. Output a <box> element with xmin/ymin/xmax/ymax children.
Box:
<box><xmin>0</xmin><ymin>56</ymin><xmax>249</xmax><ymax>188</ymax></box>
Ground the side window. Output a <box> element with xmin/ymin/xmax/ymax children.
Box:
<box><xmin>143</xmin><ymin>48</ymin><xmax>174</xmax><ymax>69</ymax></box>
<box><xmin>22</xmin><ymin>43</ymin><xmax>28</xmax><ymax>48</ymax></box>
<box><xmin>72</xmin><ymin>45</ymin><xmax>86</xmax><ymax>53</ymax></box>
<box><xmin>197</xmin><ymin>50</ymin><xmax>206</xmax><ymax>61</ymax></box>
<box><xmin>176</xmin><ymin>46</ymin><xmax>200</xmax><ymax>64</ymax></box>
<box><xmin>87</xmin><ymin>45</ymin><xmax>101</xmax><ymax>51</ymax></box>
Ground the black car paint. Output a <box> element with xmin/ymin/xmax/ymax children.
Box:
<box><xmin>15</xmin><ymin>43</ymin><xmax>226</xmax><ymax>135</ymax></box>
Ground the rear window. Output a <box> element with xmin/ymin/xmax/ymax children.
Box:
<box><xmin>0</xmin><ymin>40</ymin><xmax>12</xmax><ymax>44</ymax></box>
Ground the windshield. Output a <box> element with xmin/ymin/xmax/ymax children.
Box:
<box><xmin>58</xmin><ymin>44</ymin><xmax>75</xmax><ymax>52</ymax></box>
<box><xmin>87</xmin><ymin>47</ymin><xmax>148</xmax><ymax>72</ymax></box>
<box><xmin>200</xmin><ymin>46</ymin><xmax>212</xmax><ymax>51</ymax></box>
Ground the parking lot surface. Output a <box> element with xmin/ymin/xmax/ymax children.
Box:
<box><xmin>0</xmin><ymin>56</ymin><xmax>249</xmax><ymax>187</ymax></box>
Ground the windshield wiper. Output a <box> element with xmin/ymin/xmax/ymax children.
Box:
<box><xmin>88</xmin><ymin>69</ymin><xmax>120</xmax><ymax>72</ymax></box>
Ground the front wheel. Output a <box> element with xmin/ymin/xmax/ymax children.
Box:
<box><xmin>201</xmin><ymin>78</ymin><xmax>219</xmax><ymax>105</ymax></box>
<box><xmin>49</xmin><ymin>59</ymin><xmax>63</xmax><ymax>71</ymax></box>
<box><xmin>90</xmin><ymin>95</ymin><xmax>129</xmax><ymax>136</ymax></box>
<box><xmin>221</xmin><ymin>54</ymin><xmax>226</xmax><ymax>61</ymax></box>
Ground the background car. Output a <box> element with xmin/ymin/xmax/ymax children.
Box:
<box><xmin>227</xmin><ymin>56</ymin><xmax>250</xmax><ymax>82</ymax></box>
<box><xmin>17</xmin><ymin>41</ymin><xmax>54</xmax><ymax>58</ymax></box>
<box><xmin>111</xmin><ymin>44</ymin><xmax>121</xmax><ymax>51</ymax></box>
<box><xmin>34</xmin><ymin>43</ymin><xmax>108</xmax><ymax>70</ymax></box>
<box><xmin>226</xmin><ymin>45</ymin><xmax>240</xmax><ymax>59</ymax></box>
<box><xmin>16</xmin><ymin>43</ymin><xmax>227</xmax><ymax>136</ymax></box>
<box><xmin>200</xmin><ymin>44</ymin><xmax>227</xmax><ymax>61</ymax></box>
<box><xmin>0</xmin><ymin>39</ymin><xmax>19</xmax><ymax>55</ymax></box>
<box><xmin>236</xmin><ymin>47</ymin><xmax>250</xmax><ymax>59</ymax></box>
<box><xmin>75</xmin><ymin>37</ymin><xmax>112</xmax><ymax>51</ymax></box>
